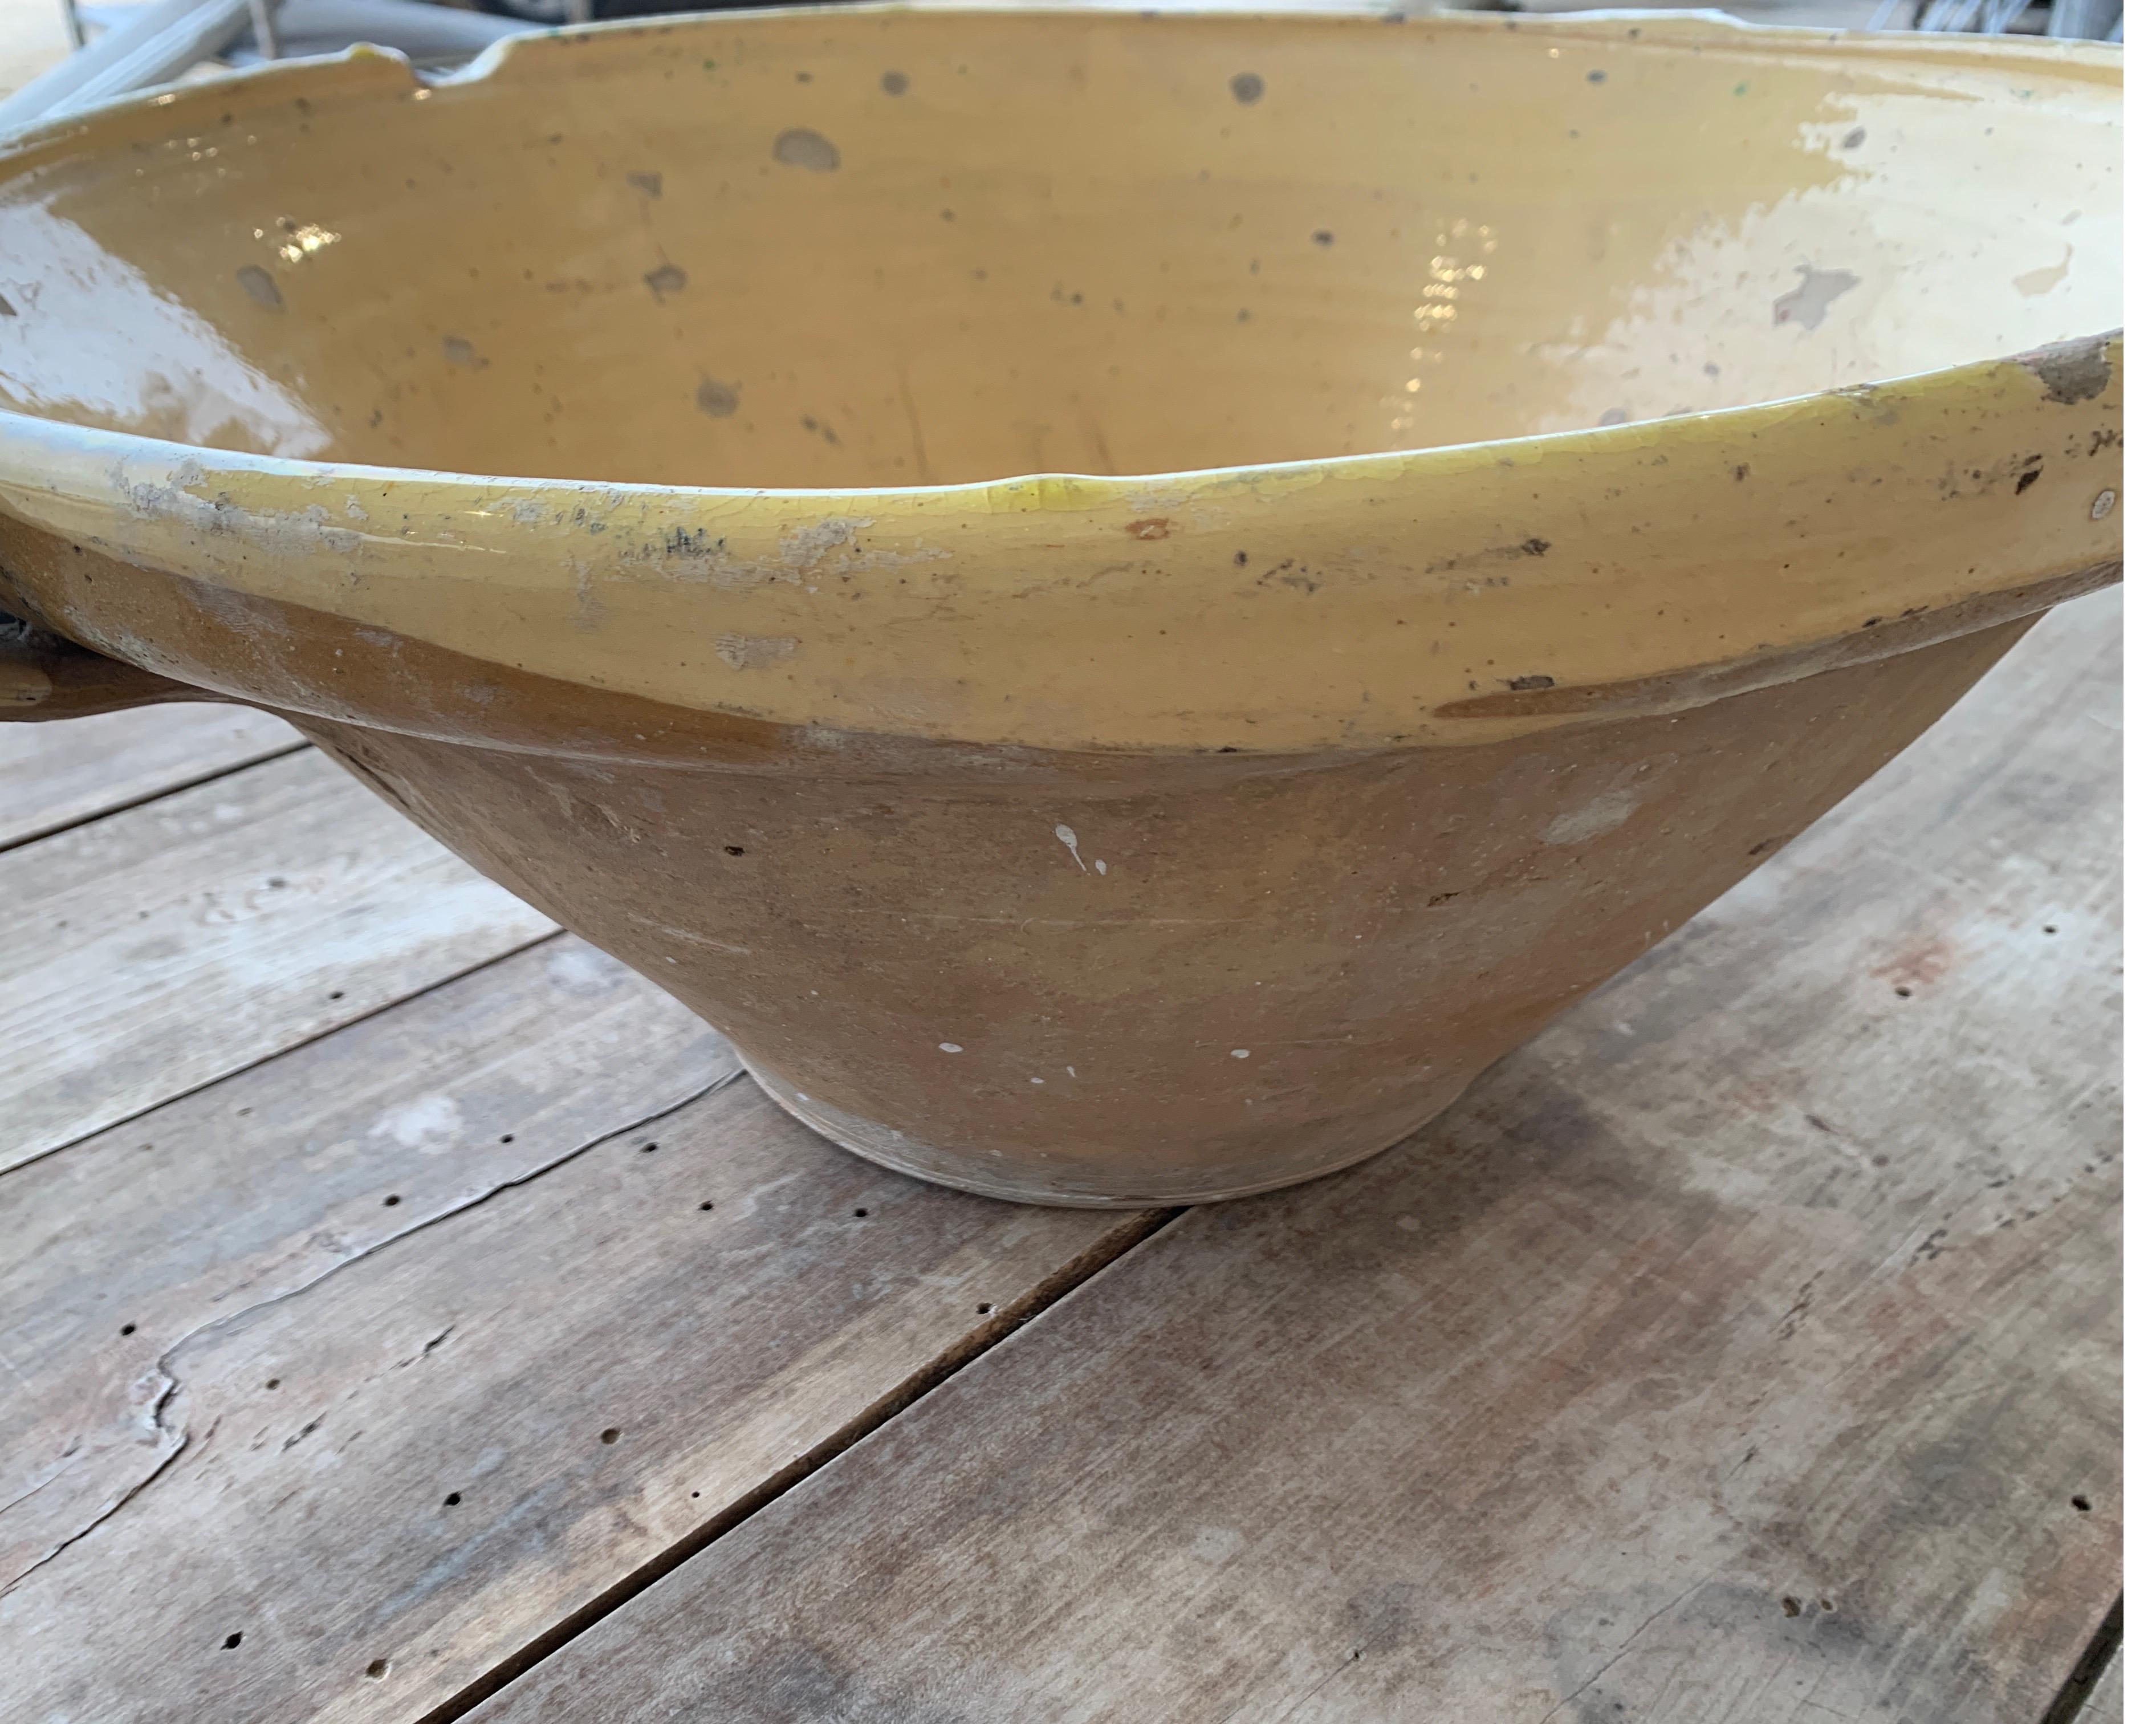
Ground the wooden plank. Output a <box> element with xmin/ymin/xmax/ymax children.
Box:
<box><xmin>0</xmin><ymin>1038</ymin><xmax>1155</xmax><ymax>1722</ymax></box>
<box><xmin>0</xmin><ymin>935</ymin><xmax>730</xmax><ymax>1593</ymax></box>
<box><xmin>0</xmin><ymin>701</ymin><xmax>303</xmax><ymax>852</ymax></box>
<box><xmin>474</xmin><ymin>590</ymin><xmax>2124</xmax><ymax>1724</ymax></box>
<box><xmin>2084</xmin><ymin>1649</ymin><xmax>2124</xmax><ymax>1723</ymax></box>
<box><xmin>0</xmin><ymin>747</ymin><xmax>556</xmax><ymax>1172</ymax></box>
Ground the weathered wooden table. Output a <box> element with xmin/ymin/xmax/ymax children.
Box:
<box><xmin>0</xmin><ymin>588</ymin><xmax>2122</xmax><ymax>1722</ymax></box>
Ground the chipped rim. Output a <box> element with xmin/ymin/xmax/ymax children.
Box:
<box><xmin>0</xmin><ymin>5</ymin><xmax>2123</xmax><ymax>509</ymax></box>
<box><xmin>0</xmin><ymin>6</ymin><xmax>2127</xmax><ymax>755</ymax></box>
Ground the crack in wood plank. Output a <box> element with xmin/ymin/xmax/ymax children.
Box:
<box><xmin>2</xmin><ymin>1075</ymin><xmax>739</xmax><ymax>1596</ymax></box>
<box><xmin>1531</xmin><ymin>1580</ymin><xmax>1711</xmax><ymax>1724</ymax></box>
<box><xmin>457</xmin><ymin>596</ymin><xmax>2120</xmax><ymax>1724</ymax></box>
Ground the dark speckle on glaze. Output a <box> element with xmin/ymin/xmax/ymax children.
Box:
<box><xmin>0</xmin><ymin>291</ymin><xmax>15</xmax><ymax>315</ymax></box>
<box><xmin>627</xmin><ymin>171</ymin><xmax>662</xmax><ymax>197</ymax></box>
<box><xmin>236</xmin><ymin>265</ymin><xmax>283</xmax><ymax>311</ymax></box>
<box><xmin>442</xmin><ymin>335</ymin><xmax>481</xmax><ymax>367</ymax></box>
<box><xmin>1772</xmin><ymin>265</ymin><xmax>1860</xmax><ymax>331</ymax></box>
<box><xmin>1842</xmin><ymin>127</ymin><xmax>1866</xmax><ymax>150</ymax></box>
<box><xmin>774</xmin><ymin>128</ymin><xmax>841</xmax><ymax>172</ymax></box>
<box><xmin>2022</xmin><ymin>336</ymin><xmax>2113</xmax><ymax>405</ymax></box>
<box><xmin>645</xmin><ymin>263</ymin><xmax>688</xmax><ymax>300</ymax></box>
<box><xmin>1312</xmin><ymin>229</ymin><xmax>1335</xmax><ymax>246</ymax></box>
<box><xmin>881</xmin><ymin>70</ymin><xmax>909</xmax><ymax>96</ymax></box>
<box><xmin>695</xmin><ymin>378</ymin><xmax>740</xmax><ymax>418</ymax></box>
<box><xmin>1230</xmin><ymin>71</ymin><xmax>1265</xmax><ymax>105</ymax></box>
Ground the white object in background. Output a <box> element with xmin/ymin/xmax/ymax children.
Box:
<box><xmin>0</xmin><ymin>0</ymin><xmax>258</xmax><ymax>129</ymax></box>
<box><xmin>225</xmin><ymin>0</ymin><xmax>528</xmax><ymax>67</ymax></box>
<box><xmin>0</xmin><ymin>0</ymin><xmax>532</xmax><ymax>133</ymax></box>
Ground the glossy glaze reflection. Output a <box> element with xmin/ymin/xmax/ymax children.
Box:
<box><xmin>0</xmin><ymin>11</ymin><xmax>2121</xmax><ymax>487</ymax></box>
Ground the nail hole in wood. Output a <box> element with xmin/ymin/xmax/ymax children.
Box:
<box><xmin>2044</xmin><ymin>925</ymin><xmax>2059</xmax><ymax>935</ymax></box>
<box><xmin>500</xmin><ymin>1133</ymin><xmax>515</xmax><ymax>1143</ymax></box>
<box><xmin>119</xmin><ymin>1323</ymin><xmax>136</xmax><ymax>1336</ymax></box>
<box><xmin>329</xmin><ymin>990</ymin><xmax>345</xmax><ymax>1001</ymax></box>
<box><xmin>723</xmin><ymin>845</ymin><xmax>745</xmax><ymax>856</ymax></box>
<box><xmin>365</xmin><ymin>1658</ymin><xmax>389</xmax><ymax>1679</ymax></box>
<box><xmin>383</xmin><ymin>1194</ymin><xmax>401</xmax><ymax>1207</ymax></box>
<box><xmin>443</xmin><ymin>1491</ymin><xmax>461</xmax><ymax>1506</ymax></box>
<box><xmin>1893</xmin><ymin>986</ymin><xmax>1912</xmax><ymax>998</ymax></box>
<box><xmin>853</xmin><ymin>1207</ymin><xmax>869</xmax><ymax>1218</ymax></box>
<box><xmin>2073</xmin><ymin>1495</ymin><xmax>2092</xmax><ymax>1511</ymax></box>
<box><xmin>641</xmin><ymin>1142</ymin><xmax>658</xmax><ymax>1153</ymax></box>
<box><xmin>223</xmin><ymin>1632</ymin><xmax>243</xmax><ymax>1649</ymax></box>
<box><xmin>977</xmin><ymin>1303</ymin><xmax>993</xmax><ymax>1315</ymax></box>
<box><xmin>699</xmin><ymin>1201</ymin><xmax>714</xmax><ymax>1211</ymax></box>
<box><xmin>1780</xmin><ymin>1596</ymin><xmax>1801</xmax><ymax>1617</ymax></box>
<box><xmin>600</xmin><ymin>1427</ymin><xmax>621</xmax><ymax>1445</ymax></box>
<box><xmin>265</xmin><ymin>1377</ymin><xmax>280</xmax><ymax>1389</ymax></box>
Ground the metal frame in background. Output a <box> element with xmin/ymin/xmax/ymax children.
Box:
<box><xmin>0</xmin><ymin>0</ymin><xmax>532</xmax><ymax>131</ymax></box>
<box><xmin>2</xmin><ymin>0</ymin><xmax>2126</xmax><ymax>137</ymax></box>
<box><xmin>1876</xmin><ymin>0</ymin><xmax>2123</xmax><ymax>35</ymax></box>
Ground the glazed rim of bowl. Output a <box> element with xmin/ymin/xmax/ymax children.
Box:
<box><xmin>0</xmin><ymin>7</ymin><xmax>2125</xmax><ymax>758</ymax></box>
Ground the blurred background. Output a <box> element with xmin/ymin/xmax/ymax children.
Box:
<box><xmin>0</xmin><ymin>0</ymin><xmax>2125</xmax><ymax>131</ymax></box>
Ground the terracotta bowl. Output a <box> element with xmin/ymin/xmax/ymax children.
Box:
<box><xmin>0</xmin><ymin>9</ymin><xmax>2122</xmax><ymax>1203</ymax></box>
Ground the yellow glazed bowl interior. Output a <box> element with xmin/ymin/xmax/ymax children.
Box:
<box><xmin>0</xmin><ymin>7</ymin><xmax>2121</xmax><ymax>489</ymax></box>
<box><xmin>0</xmin><ymin>8</ymin><xmax>2124</xmax><ymax>763</ymax></box>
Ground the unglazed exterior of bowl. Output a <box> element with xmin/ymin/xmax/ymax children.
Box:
<box><xmin>0</xmin><ymin>9</ymin><xmax>2124</xmax><ymax>1202</ymax></box>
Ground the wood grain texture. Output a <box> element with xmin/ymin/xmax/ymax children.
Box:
<box><xmin>2083</xmin><ymin>1650</ymin><xmax>2123</xmax><ymax>1723</ymax></box>
<box><xmin>0</xmin><ymin>700</ymin><xmax>302</xmax><ymax>851</ymax></box>
<box><xmin>0</xmin><ymin>1067</ymin><xmax>1153</xmax><ymax>1722</ymax></box>
<box><xmin>476</xmin><ymin>591</ymin><xmax>2123</xmax><ymax>1724</ymax></box>
<box><xmin>0</xmin><ymin>935</ymin><xmax>729</xmax><ymax>1593</ymax></box>
<box><xmin>0</xmin><ymin>747</ymin><xmax>556</xmax><ymax>1171</ymax></box>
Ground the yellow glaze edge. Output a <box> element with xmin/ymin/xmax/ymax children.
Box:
<box><xmin>0</xmin><ymin>14</ymin><xmax>2125</xmax><ymax>756</ymax></box>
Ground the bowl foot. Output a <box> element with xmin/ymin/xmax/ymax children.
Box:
<box><xmin>739</xmin><ymin>1057</ymin><xmax>1419</xmax><ymax>1208</ymax></box>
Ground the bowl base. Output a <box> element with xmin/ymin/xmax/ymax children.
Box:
<box><xmin>739</xmin><ymin>1058</ymin><xmax>1417</xmax><ymax>1208</ymax></box>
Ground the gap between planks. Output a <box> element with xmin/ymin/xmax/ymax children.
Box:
<box><xmin>458</xmin><ymin>593</ymin><xmax>2121</xmax><ymax>1724</ymax></box>
<box><xmin>2</xmin><ymin>596</ymin><xmax>2118</xmax><ymax>1723</ymax></box>
<box><xmin>2</xmin><ymin>745</ymin><xmax>558</xmax><ymax>1174</ymax></box>
<box><xmin>0</xmin><ymin>702</ymin><xmax>306</xmax><ymax>855</ymax></box>
<box><xmin>2040</xmin><ymin>1598</ymin><xmax>2124</xmax><ymax>1724</ymax></box>
<box><xmin>0</xmin><ymin>924</ymin><xmax>563</xmax><ymax>1182</ymax></box>
<box><xmin>3</xmin><ymin>695</ymin><xmax>1182</xmax><ymax>1722</ymax></box>
<box><xmin>412</xmin><ymin>1205</ymin><xmax>1181</xmax><ymax>1724</ymax></box>
<box><xmin>0</xmin><ymin>938</ymin><xmax>1177</xmax><ymax>1721</ymax></box>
